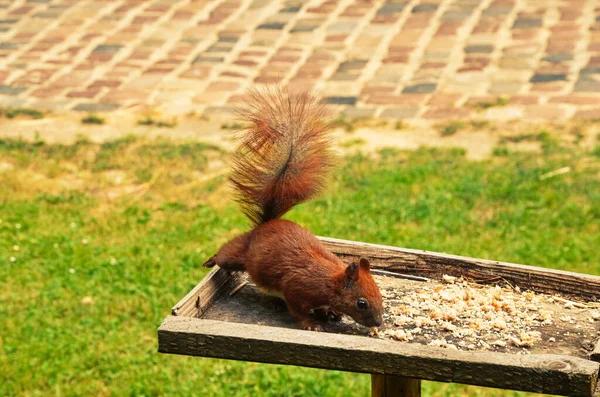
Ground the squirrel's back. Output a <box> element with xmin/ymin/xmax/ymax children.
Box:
<box><xmin>231</xmin><ymin>87</ymin><xmax>336</xmax><ymax>225</ymax></box>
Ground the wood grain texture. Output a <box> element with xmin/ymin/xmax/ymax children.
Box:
<box><xmin>371</xmin><ymin>374</ymin><xmax>421</xmax><ymax>397</ymax></box>
<box><xmin>318</xmin><ymin>237</ymin><xmax>600</xmax><ymax>301</ymax></box>
<box><xmin>158</xmin><ymin>316</ymin><xmax>600</xmax><ymax>397</ymax></box>
<box><xmin>172</xmin><ymin>267</ymin><xmax>246</xmax><ymax>317</ymax></box>
<box><xmin>593</xmin><ymin>340</ymin><xmax>600</xmax><ymax>363</ymax></box>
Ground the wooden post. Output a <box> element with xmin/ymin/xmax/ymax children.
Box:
<box><xmin>371</xmin><ymin>374</ymin><xmax>421</xmax><ymax>397</ymax></box>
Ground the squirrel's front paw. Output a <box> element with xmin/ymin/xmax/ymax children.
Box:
<box><xmin>327</xmin><ymin>310</ymin><xmax>342</xmax><ymax>322</ymax></box>
<box><xmin>302</xmin><ymin>321</ymin><xmax>323</xmax><ymax>332</ymax></box>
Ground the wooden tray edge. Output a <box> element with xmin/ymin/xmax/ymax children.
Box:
<box><xmin>318</xmin><ymin>236</ymin><xmax>600</xmax><ymax>301</ymax></box>
<box><xmin>158</xmin><ymin>316</ymin><xmax>599</xmax><ymax>397</ymax></box>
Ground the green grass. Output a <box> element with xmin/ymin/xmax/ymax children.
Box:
<box><xmin>329</xmin><ymin>114</ymin><xmax>357</xmax><ymax>132</ymax></box>
<box><xmin>339</xmin><ymin>138</ymin><xmax>366</xmax><ymax>148</ymax></box>
<box><xmin>472</xmin><ymin>97</ymin><xmax>509</xmax><ymax>111</ymax></box>
<box><xmin>137</xmin><ymin>116</ymin><xmax>178</xmax><ymax>128</ymax></box>
<box><xmin>438</xmin><ymin>120</ymin><xmax>492</xmax><ymax>137</ymax></box>
<box><xmin>81</xmin><ymin>113</ymin><xmax>105</xmax><ymax>125</ymax></box>
<box><xmin>1</xmin><ymin>136</ymin><xmax>598</xmax><ymax>397</ymax></box>
<box><xmin>1</xmin><ymin>107</ymin><xmax>44</xmax><ymax>120</ymax></box>
<box><xmin>438</xmin><ymin>120</ymin><xmax>466</xmax><ymax>136</ymax></box>
<box><xmin>394</xmin><ymin>120</ymin><xmax>407</xmax><ymax>130</ymax></box>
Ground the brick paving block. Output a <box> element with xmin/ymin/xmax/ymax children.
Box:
<box><xmin>30</xmin><ymin>87</ymin><xmax>64</xmax><ymax>99</ymax></box>
<box><xmin>73</xmin><ymin>103</ymin><xmax>120</xmax><ymax>112</ymax></box>
<box><xmin>464</xmin><ymin>45</ymin><xmax>494</xmax><ymax>54</ymax></box>
<box><xmin>423</xmin><ymin>107</ymin><xmax>472</xmax><ymax>120</ymax></box>
<box><xmin>67</xmin><ymin>89</ymin><xmax>102</xmax><ymax>99</ymax></box>
<box><xmin>580</xmin><ymin>67</ymin><xmax>600</xmax><ymax>75</ymax></box>
<box><xmin>512</xmin><ymin>18</ymin><xmax>542</xmax><ymax>29</ymax></box>
<box><xmin>342</xmin><ymin>106</ymin><xmax>377</xmax><ymax>118</ymax></box>
<box><xmin>524</xmin><ymin>105</ymin><xmax>569</xmax><ymax>121</ymax></box>
<box><xmin>427</xmin><ymin>94</ymin><xmax>462</xmax><ymax>107</ymax></box>
<box><xmin>203</xmin><ymin>106</ymin><xmax>237</xmax><ymax>117</ymax></box>
<box><xmin>412</xmin><ymin>4</ymin><xmax>438</xmax><ymax>13</ymax></box>
<box><xmin>0</xmin><ymin>85</ymin><xmax>27</xmax><ymax>95</ymax></box>
<box><xmin>499</xmin><ymin>56</ymin><xmax>536</xmax><ymax>70</ymax></box>
<box><xmin>0</xmin><ymin>42</ymin><xmax>24</xmax><ymax>50</ymax></box>
<box><xmin>205</xmin><ymin>81</ymin><xmax>240</xmax><ymax>92</ymax></box>
<box><xmin>327</xmin><ymin>21</ymin><xmax>359</xmax><ymax>33</ymax></box>
<box><xmin>291</xmin><ymin>24</ymin><xmax>319</xmax><ymax>33</ymax></box>
<box><xmin>402</xmin><ymin>83</ymin><xmax>436</xmax><ymax>94</ymax></box>
<box><xmin>13</xmin><ymin>68</ymin><xmax>57</xmax><ymax>86</ymax></box>
<box><xmin>380</xmin><ymin>107</ymin><xmax>419</xmax><ymax>119</ymax></box>
<box><xmin>89</xmin><ymin>80</ymin><xmax>121</xmax><ymax>89</ymax></box>
<box><xmin>257</xmin><ymin>22</ymin><xmax>286</xmax><ymax>30</ymax></box>
<box><xmin>376</xmin><ymin>3</ymin><xmax>407</xmax><ymax>15</ymax></box>
<box><xmin>0</xmin><ymin>96</ymin><xmax>28</xmax><ymax>109</ymax></box>
<box><xmin>102</xmin><ymin>89</ymin><xmax>151</xmax><ymax>103</ymax></box>
<box><xmin>482</xmin><ymin>7</ymin><xmax>511</xmax><ymax>17</ymax></box>
<box><xmin>365</xmin><ymin>94</ymin><xmax>399</xmax><ymax>105</ymax></box>
<box><xmin>542</xmin><ymin>53</ymin><xmax>573</xmax><ymax>63</ymax></box>
<box><xmin>483</xmin><ymin>106</ymin><xmax>525</xmax><ymax>121</ymax></box>
<box><xmin>535</xmin><ymin>63</ymin><xmax>571</xmax><ymax>74</ymax></box>
<box><xmin>465</xmin><ymin>95</ymin><xmax>501</xmax><ymax>107</ymax></box>
<box><xmin>489</xmin><ymin>82</ymin><xmax>522</xmax><ymax>94</ymax></box>
<box><xmin>548</xmin><ymin>95</ymin><xmax>600</xmax><ymax>105</ymax></box>
<box><xmin>287</xmin><ymin>79</ymin><xmax>317</xmax><ymax>93</ymax></box>
<box><xmin>361</xmin><ymin>86</ymin><xmax>396</xmax><ymax>96</ymax></box>
<box><xmin>227</xmin><ymin>94</ymin><xmax>251</xmax><ymax>104</ymax></box>
<box><xmin>573</xmin><ymin>76</ymin><xmax>600</xmax><ymax>93</ymax></box>
<box><xmin>529</xmin><ymin>82</ymin><xmax>566</xmax><ymax>93</ymax></box>
<box><xmin>441</xmin><ymin>10</ymin><xmax>472</xmax><ymax>21</ymax></box>
<box><xmin>220</xmin><ymin>71</ymin><xmax>247</xmax><ymax>79</ymax></box>
<box><xmin>193</xmin><ymin>55</ymin><xmax>225</xmax><ymax>64</ymax></box>
<box><xmin>254</xmin><ymin>76</ymin><xmax>283</xmax><ymax>83</ymax></box>
<box><xmin>573</xmin><ymin>108</ymin><xmax>600</xmax><ymax>120</ymax></box>
<box><xmin>530</xmin><ymin>73</ymin><xmax>567</xmax><ymax>83</ymax></box>
<box><xmin>509</xmin><ymin>95</ymin><xmax>539</xmax><ymax>105</ymax></box>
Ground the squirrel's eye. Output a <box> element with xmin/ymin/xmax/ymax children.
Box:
<box><xmin>356</xmin><ymin>298</ymin><xmax>369</xmax><ymax>310</ymax></box>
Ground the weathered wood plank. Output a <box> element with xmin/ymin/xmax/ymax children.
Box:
<box><xmin>172</xmin><ymin>267</ymin><xmax>246</xmax><ymax>317</ymax></box>
<box><xmin>318</xmin><ymin>237</ymin><xmax>600</xmax><ymax>301</ymax></box>
<box><xmin>592</xmin><ymin>340</ymin><xmax>600</xmax><ymax>363</ymax></box>
<box><xmin>158</xmin><ymin>316</ymin><xmax>600</xmax><ymax>397</ymax></box>
<box><xmin>371</xmin><ymin>374</ymin><xmax>421</xmax><ymax>397</ymax></box>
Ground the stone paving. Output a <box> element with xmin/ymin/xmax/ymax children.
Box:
<box><xmin>0</xmin><ymin>0</ymin><xmax>599</xmax><ymax>121</ymax></box>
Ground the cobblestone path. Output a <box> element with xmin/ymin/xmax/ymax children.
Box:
<box><xmin>0</xmin><ymin>0</ymin><xmax>599</xmax><ymax>120</ymax></box>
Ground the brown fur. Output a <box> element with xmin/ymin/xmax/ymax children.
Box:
<box><xmin>205</xmin><ymin>87</ymin><xmax>383</xmax><ymax>330</ymax></box>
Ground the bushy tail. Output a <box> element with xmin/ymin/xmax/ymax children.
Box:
<box><xmin>230</xmin><ymin>87</ymin><xmax>336</xmax><ymax>225</ymax></box>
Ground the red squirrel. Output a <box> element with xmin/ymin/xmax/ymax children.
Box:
<box><xmin>203</xmin><ymin>87</ymin><xmax>383</xmax><ymax>331</ymax></box>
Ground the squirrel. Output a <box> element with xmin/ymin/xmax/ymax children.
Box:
<box><xmin>203</xmin><ymin>87</ymin><xmax>383</xmax><ymax>331</ymax></box>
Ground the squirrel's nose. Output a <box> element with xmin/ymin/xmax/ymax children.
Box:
<box><xmin>369</xmin><ymin>315</ymin><xmax>383</xmax><ymax>327</ymax></box>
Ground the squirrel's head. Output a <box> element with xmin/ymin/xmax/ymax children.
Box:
<box><xmin>334</xmin><ymin>258</ymin><xmax>383</xmax><ymax>328</ymax></box>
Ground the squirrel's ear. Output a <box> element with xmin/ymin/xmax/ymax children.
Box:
<box><xmin>345</xmin><ymin>262</ymin><xmax>359</xmax><ymax>285</ymax></box>
<box><xmin>359</xmin><ymin>258</ymin><xmax>371</xmax><ymax>272</ymax></box>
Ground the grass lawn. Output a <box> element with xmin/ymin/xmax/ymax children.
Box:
<box><xmin>0</xmin><ymin>132</ymin><xmax>598</xmax><ymax>397</ymax></box>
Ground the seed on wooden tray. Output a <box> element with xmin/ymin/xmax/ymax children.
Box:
<box><xmin>374</xmin><ymin>275</ymin><xmax>593</xmax><ymax>351</ymax></box>
<box><xmin>442</xmin><ymin>274</ymin><xmax>457</xmax><ymax>284</ymax></box>
<box><xmin>491</xmin><ymin>318</ymin><xmax>508</xmax><ymax>330</ymax></box>
<box><xmin>393</xmin><ymin>315</ymin><xmax>411</xmax><ymax>326</ymax></box>
<box><xmin>441</xmin><ymin>321</ymin><xmax>457</xmax><ymax>332</ymax></box>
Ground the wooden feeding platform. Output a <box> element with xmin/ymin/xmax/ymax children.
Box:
<box><xmin>158</xmin><ymin>237</ymin><xmax>600</xmax><ymax>397</ymax></box>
